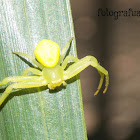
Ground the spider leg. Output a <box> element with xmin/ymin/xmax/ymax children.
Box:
<box><xmin>59</xmin><ymin>37</ymin><xmax>74</xmax><ymax>63</ymax></box>
<box><xmin>94</xmin><ymin>71</ymin><xmax>104</xmax><ymax>95</ymax></box>
<box><xmin>61</xmin><ymin>55</ymin><xmax>79</xmax><ymax>69</ymax></box>
<box><xmin>13</xmin><ymin>52</ymin><xmax>43</xmax><ymax>69</ymax></box>
<box><xmin>22</xmin><ymin>67</ymin><xmax>42</xmax><ymax>76</ymax></box>
<box><xmin>0</xmin><ymin>80</ymin><xmax>47</xmax><ymax>106</ymax></box>
<box><xmin>0</xmin><ymin>76</ymin><xmax>44</xmax><ymax>87</ymax></box>
<box><xmin>63</xmin><ymin>56</ymin><xmax>109</xmax><ymax>95</ymax></box>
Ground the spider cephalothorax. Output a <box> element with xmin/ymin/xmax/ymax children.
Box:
<box><xmin>0</xmin><ymin>38</ymin><xmax>109</xmax><ymax>106</ymax></box>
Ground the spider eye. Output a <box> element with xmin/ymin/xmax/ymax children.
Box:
<box><xmin>34</xmin><ymin>39</ymin><xmax>60</xmax><ymax>67</ymax></box>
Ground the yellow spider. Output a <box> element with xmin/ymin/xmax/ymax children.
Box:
<box><xmin>0</xmin><ymin>38</ymin><xmax>109</xmax><ymax>106</ymax></box>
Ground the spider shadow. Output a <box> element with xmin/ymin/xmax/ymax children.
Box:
<box><xmin>14</xmin><ymin>54</ymin><xmax>36</xmax><ymax>68</ymax></box>
<box><xmin>48</xmin><ymin>84</ymin><xmax>66</xmax><ymax>94</ymax></box>
<box><xmin>0</xmin><ymin>81</ymin><xmax>71</xmax><ymax>111</ymax></box>
<box><xmin>66</xmin><ymin>73</ymin><xmax>80</xmax><ymax>86</ymax></box>
<box><xmin>0</xmin><ymin>86</ymin><xmax>45</xmax><ymax>110</ymax></box>
<box><xmin>0</xmin><ymin>76</ymin><xmax>79</xmax><ymax>111</ymax></box>
<box><xmin>63</xmin><ymin>40</ymin><xmax>72</xmax><ymax>59</ymax></box>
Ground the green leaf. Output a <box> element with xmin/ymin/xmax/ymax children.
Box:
<box><xmin>0</xmin><ymin>0</ymin><xmax>87</xmax><ymax>139</ymax></box>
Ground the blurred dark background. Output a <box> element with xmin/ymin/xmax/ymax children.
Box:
<box><xmin>70</xmin><ymin>0</ymin><xmax>140</xmax><ymax>140</ymax></box>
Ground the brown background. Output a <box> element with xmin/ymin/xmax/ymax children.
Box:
<box><xmin>70</xmin><ymin>0</ymin><xmax>140</xmax><ymax>140</ymax></box>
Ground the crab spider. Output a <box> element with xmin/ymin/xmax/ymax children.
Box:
<box><xmin>0</xmin><ymin>38</ymin><xmax>109</xmax><ymax>106</ymax></box>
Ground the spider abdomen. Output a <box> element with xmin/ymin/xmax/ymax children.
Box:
<box><xmin>34</xmin><ymin>39</ymin><xmax>60</xmax><ymax>68</ymax></box>
<box><xmin>42</xmin><ymin>65</ymin><xmax>64</xmax><ymax>89</ymax></box>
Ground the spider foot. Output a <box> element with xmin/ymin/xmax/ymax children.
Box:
<box><xmin>103</xmin><ymin>74</ymin><xmax>109</xmax><ymax>94</ymax></box>
<box><xmin>94</xmin><ymin>89</ymin><xmax>100</xmax><ymax>96</ymax></box>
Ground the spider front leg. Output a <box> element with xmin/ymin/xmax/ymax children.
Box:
<box><xmin>22</xmin><ymin>67</ymin><xmax>42</xmax><ymax>76</ymax></box>
<box><xmin>63</xmin><ymin>56</ymin><xmax>109</xmax><ymax>95</ymax></box>
<box><xmin>13</xmin><ymin>52</ymin><xmax>43</xmax><ymax>69</ymax></box>
<box><xmin>0</xmin><ymin>78</ymin><xmax>47</xmax><ymax>106</ymax></box>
